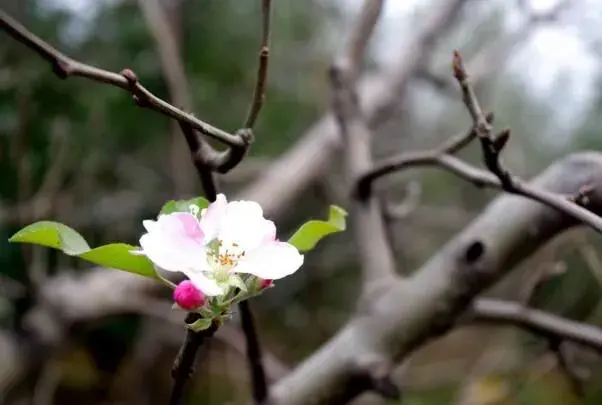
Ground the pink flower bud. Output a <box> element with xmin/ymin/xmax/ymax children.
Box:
<box><xmin>260</xmin><ymin>279</ymin><xmax>273</xmax><ymax>289</ymax></box>
<box><xmin>173</xmin><ymin>280</ymin><xmax>205</xmax><ymax>310</ymax></box>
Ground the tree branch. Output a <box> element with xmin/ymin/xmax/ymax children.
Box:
<box><xmin>238</xmin><ymin>0</ymin><xmax>470</xmax><ymax>219</ymax></box>
<box><xmin>265</xmin><ymin>152</ymin><xmax>602</xmax><ymax>405</ymax></box>
<box><xmin>0</xmin><ymin>8</ymin><xmax>244</xmax><ymax>148</ymax></box>
<box><xmin>330</xmin><ymin>65</ymin><xmax>398</xmax><ymax>289</ymax></box>
<box><xmin>469</xmin><ymin>298</ymin><xmax>602</xmax><ymax>354</ymax></box>
<box><xmin>451</xmin><ymin>50</ymin><xmax>602</xmax><ymax>233</ymax></box>
<box><xmin>355</xmin><ymin>52</ymin><xmax>602</xmax><ymax>235</ymax></box>
<box><xmin>170</xmin><ymin>315</ymin><xmax>219</xmax><ymax>405</ymax></box>
<box><xmin>243</xmin><ymin>0</ymin><xmax>273</xmax><ymax>129</ymax></box>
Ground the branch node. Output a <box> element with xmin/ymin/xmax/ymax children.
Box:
<box><xmin>52</xmin><ymin>60</ymin><xmax>69</xmax><ymax>79</ymax></box>
<box><xmin>493</xmin><ymin>129</ymin><xmax>510</xmax><ymax>152</ymax></box>
<box><xmin>120</xmin><ymin>68</ymin><xmax>138</xmax><ymax>85</ymax></box>
<box><xmin>569</xmin><ymin>184</ymin><xmax>594</xmax><ymax>206</ymax></box>
<box><xmin>371</xmin><ymin>374</ymin><xmax>401</xmax><ymax>400</ymax></box>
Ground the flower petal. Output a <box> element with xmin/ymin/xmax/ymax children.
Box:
<box><xmin>139</xmin><ymin>213</ymin><xmax>208</xmax><ymax>273</ymax></box>
<box><xmin>143</xmin><ymin>219</ymin><xmax>157</xmax><ymax>233</ymax></box>
<box><xmin>187</xmin><ymin>271</ymin><xmax>224</xmax><ymax>296</ymax></box>
<box><xmin>200</xmin><ymin>194</ymin><xmax>227</xmax><ymax>242</ymax></box>
<box><xmin>139</xmin><ymin>232</ymin><xmax>189</xmax><ymax>272</ymax></box>
<box><xmin>232</xmin><ymin>241</ymin><xmax>304</xmax><ymax>280</ymax></box>
<box><xmin>218</xmin><ymin>200</ymin><xmax>275</xmax><ymax>251</ymax></box>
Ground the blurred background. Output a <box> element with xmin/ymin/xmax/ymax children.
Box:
<box><xmin>1</xmin><ymin>0</ymin><xmax>602</xmax><ymax>404</ymax></box>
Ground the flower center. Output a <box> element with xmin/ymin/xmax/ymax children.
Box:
<box><xmin>207</xmin><ymin>239</ymin><xmax>245</xmax><ymax>279</ymax></box>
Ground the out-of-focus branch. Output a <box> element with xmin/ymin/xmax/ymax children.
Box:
<box><xmin>330</xmin><ymin>63</ymin><xmax>400</xmax><ymax>400</ymax></box>
<box><xmin>265</xmin><ymin>152</ymin><xmax>602</xmax><ymax>405</ymax></box>
<box><xmin>238</xmin><ymin>0</ymin><xmax>470</xmax><ymax>219</ymax></box>
<box><xmin>451</xmin><ymin>50</ymin><xmax>602</xmax><ymax>234</ymax></box>
<box><xmin>355</xmin><ymin>114</ymin><xmax>493</xmax><ymax>198</ymax></box>
<box><xmin>469</xmin><ymin>295</ymin><xmax>596</xmax><ymax>398</ymax></box>
<box><xmin>417</xmin><ymin>0</ymin><xmax>572</xmax><ymax>95</ymax></box>
<box><xmin>469</xmin><ymin>299</ymin><xmax>602</xmax><ymax>354</ymax></box>
<box><xmin>343</xmin><ymin>0</ymin><xmax>386</xmax><ymax>82</ymax></box>
<box><xmin>356</xmin><ymin>53</ymin><xmax>602</xmax><ymax>235</ymax></box>
<box><xmin>330</xmin><ymin>66</ymin><xmax>398</xmax><ymax>289</ymax></box>
<box><xmin>0</xmin><ymin>8</ymin><xmax>244</xmax><ymax>149</ymax></box>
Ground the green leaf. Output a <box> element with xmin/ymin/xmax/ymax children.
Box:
<box><xmin>187</xmin><ymin>317</ymin><xmax>213</xmax><ymax>332</ymax></box>
<box><xmin>287</xmin><ymin>205</ymin><xmax>348</xmax><ymax>252</ymax></box>
<box><xmin>9</xmin><ymin>221</ymin><xmax>157</xmax><ymax>279</ymax></box>
<box><xmin>9</xmin><ymin>220</ymin><xmax>90</xmax><ymax>255</ymax></box>
<box><xmin>159</xmin><ymin>197</ymin><xmax>210</xmax><ymax>216</ymax></box>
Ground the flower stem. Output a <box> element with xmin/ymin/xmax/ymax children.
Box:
<box><xmin>169</xmin><ymin>313</ymin><xmax>218</xmax><ymax>405</ymax></box>
<box><xmin>239</xmin><ymin>300</ymin><xmax>268</xmax><ymax>403</ymax></box>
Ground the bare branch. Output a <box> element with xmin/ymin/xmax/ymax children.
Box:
<box><xmin>330</xmin><ymin>65</ymin><xmax>397</xmax><ymax>287</ymax></box>
<box><xmin>341</xmin><ymin>0</ymin><xmax>386</xmax><ymax>81</ymax></box>
<box><xmin>266</xmin><ymin>152</ymin><xmax>602</xmax><ymax>405</ymax></box>
<box><xmin>0</xmin><ymin>8</ymin><xmax>244</xmax><ymax>148</ymax></box>
<box><xmin>243</xmin><ymin>0</ymin><xmax>273</xmax><ymax>129</ymax></box>
<box><xmin>451</xmin><ymin>50</ymin><xmax>602</xmax><ymax>234</ymax></box>
<box><xmin>355</xmin><ymin>53</ymin><xmax>602</xmax><ymax>235</ymax></box>
<box><xmin>238</xmin><ymin>0</ymin><xmax>470</xmax><ymax>219</ymax></box>
<box><xmin>469</xmin><ymin>299</ymin><xmax>602</xmax><ymax>354</ymax></box>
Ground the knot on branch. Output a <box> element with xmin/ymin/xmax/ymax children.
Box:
<box><xmin>235</xmin><ymin>128</ymin><xmax>255</xmax><ymax>146</ymax></box>
<box><xmin>568</xmin><ymin>184</ymin><xmax>595</xmax><ymax>206</ymax></box>
<box><xmin>120</xmin><ymin>68</ymin><xmax>138</xmax><ymax>86</ymax></box>
<box><xmin>354</xmin><ymin>357</ymin><xmax>402</xmax><ymax>400</ymax></box>
<box><xmin>52</xmin><ymin>60</ymin><xmax>70</xmax><ymax>79</ymax></box>
<box><xmin>259</xmin><ymin>46</ymin><xmax>270</xmax><ymax>58</ymax></box>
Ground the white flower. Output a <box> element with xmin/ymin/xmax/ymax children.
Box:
<box><xmin>135</xmin><ymin>194</ymin><xmax>304</xmax><ymax>297</ymax></box>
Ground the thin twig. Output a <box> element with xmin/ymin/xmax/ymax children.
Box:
<box><xmin>355</xmin><ymin>52</ymin><xmax>602</xmax><ymax>235</ymax></box>
<box><xmin>239</xmin><ymin>300</ymin><xmax>268</xmax><ymax>404</ymax></box>
<box><xmin>451</xmin><ymin>50</ymin><xmax>602</xmax><ymax>234</ymax></box>
<box><xmin>469</xmin><ymin>299</ymin><xmax>602</xmax><ymax>355</ymax></box>
<box><xmin>243</xmin><ymin>0</ymin><xmax>273</xmax><ymax>129</ymax></box>
<box><xmin>0</xmin><ymin>9</ymin><xmax>243</xmax><ymax>148</ymax></box>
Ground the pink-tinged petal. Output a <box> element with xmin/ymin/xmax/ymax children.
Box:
<box><xmin>173</xmin><ymin>280</ymin><xmax>205</xmax><ymax>310</ymax></box>
<box><xmin>172</xmin><ymin>212</ymin><xmax>204</xmax><ymax>242</ymax></box>
<box><xmin>157</xmin><ymin>212</ymin><xmax>204</xmax><ymax>244</ymax></box>
<box><xmin>187</xmin><ymin>271</ymin><xmax>224</xmax><ymax>296</ymax></box>
<box><xmin>200</xmin><ymin>194</ymin><xmax>227</xmax><ymax>242</ymax></box>
<box><xmin>232</xmin><ymin>241</ymin><xmax>304</xmax><ymax>280</ymax></box>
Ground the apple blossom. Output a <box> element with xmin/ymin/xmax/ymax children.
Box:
<box><xmin>134</xmin><ymin>194</ymin><xmax>304</xmax><ymax>306</ymax></box>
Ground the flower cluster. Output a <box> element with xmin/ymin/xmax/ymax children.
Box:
<box><xmin>133</xmin><ymin>194</ymin><xmax>304</xmax><ymax>323</ymax></box>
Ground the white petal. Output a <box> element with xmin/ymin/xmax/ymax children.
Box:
<box><xmin>139</xmin><ymin>233</ymin><xmax>188</xmax><ymax>272</ymax></box>
<box><xmin>139</xmin><ymin>223</ymin><xmax>208</xmax><ymax>274</ymax></box>
<box><xmin>200</xmin><ymin>194</ymin><xmax>227</xmax><ymax>242</ymax></box>
<box><xmin>143</xmin><ymin>219</ymin><xmax>157</xmax><ymax>233</ymax></box>
<box><xmin>232</xmin><ymin>241</ymin><xmax>304</xmax><ymax>280</ymax></box>
<box><xmin>218</xmin><ymin>201</ymin><xmax>275</xmax><ymax>251</ymax></box>
<box><xmin>187</xmin><ymin>271</ymin><xmax>224</xmax><ymax>296</ymax></box>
